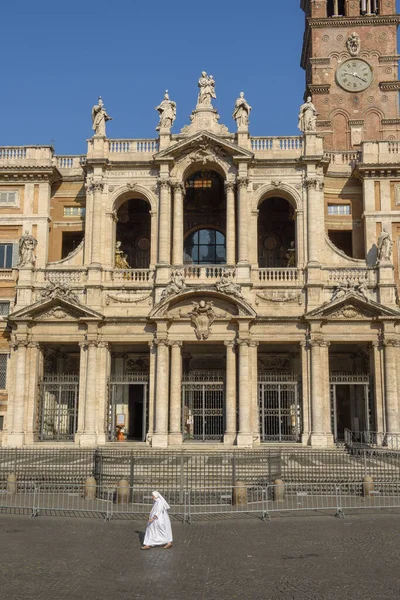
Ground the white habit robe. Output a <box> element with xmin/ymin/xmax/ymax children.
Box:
<box><xmin>143</xmin><ymin>493</ymin><xmax>173</xmax><ymax>546</ymax></box>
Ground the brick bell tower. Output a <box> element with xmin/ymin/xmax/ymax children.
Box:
<box><xmin>300</xmin><ymin>0</ymin><xmax>400</xmax><ymax>150</ymax></box>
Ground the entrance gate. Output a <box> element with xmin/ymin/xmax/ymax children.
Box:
<box><xmin>182</xmin><ymin>372</ymin><xmax>225</xmax><ymax>442</ymax></box>
<box><xmin>39</xmin><ymin>375</ymin><xmax>79</xmax><ymax>441</ymax></box>
<box><xmin>108</xmin><ymin>373</ymin><xmax>149</xmax><ymax>442</ymax></box>
<box><xmin>330</xmin><ymin>373</ymin><xmax>371</xmax><ymax>441</ymax></box>
<box><xmin>259</xmin><ymin>374</ymin><xmax>301</xmax><ymax>443</ymax></box>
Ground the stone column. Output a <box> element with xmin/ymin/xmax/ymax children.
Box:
<box><xmin>76</xmin><ymin>342</ymin><xmax>88</xmax><ymax>442</ymax></box>
<box><xmin>296</xmin><ymin>210</ymin><xmax>305</xmax><ymax>268</ymax></box>
<box><xmin>237</xmin><ymin>178</ymin><xmax>249</xmax><ymax>264</ymax></box>
<box><xmin>147</xmin><ymin>341</ymin><xmax>157</xmax><ymax>441</ymax></box>
<box><xmin>250</xmin><ymin>341</ymin><xmax>260</xmax><ymax>444</ymax></box>
<box><xmin>96</xmin><ymin>342</ymin><xmax>110</xmax><ymax>445</ymax></box>
<box><xmin>24</xmin><ymin>342</ymin><xmax>42</xmax><ymax>444</ymax></box>
<box><xmin>6</xmin><ymin>340</ymin><xmax>28</xmax><ymax>447</ymax></box>
<box><xmin>310</xmin><ymin>339</ymin><xmax>332</xmax><ymax>447</ymax></box>
<box><xmin>237</xmin><ymin>339</ymin><xmax>253</xmax><ymax>447</ymax></box>
<box><xmin>372</xmin><ymin>341</ymin><xmax>384</xmax><ymax>433</ymax></box>
<box><xmin>300</xmin><ymin>340</ymin><xmax>311</xmax><ymax>445</ymax></box>
<box><xmin>169</xmin><ymin>341</ymin><xmax>183</xmax><ymax>445</ymax></box>
<box><xmin>225</xmin><ymin>182</ymin><xmax>236</xmax><ymax>265</ymax></box>
<box><xmin>383</xmin><ymin>339</ymin><xmax>400</xmax><ymax>433</ymax></box>
<box><xmin>152</xmin><ymin>338</ymin><xmax>170</xmax><ymax>448</ymax></box>
<box><xmin>305</xmin><ymin>178</ymin><xmax>324</xmax><ymax>265</ymax></box>
<box><xmin>80</xmin><ymin>341</ymin><xmax>98</xmax><ymax>447</ymax></box>
<box><xmin>158</xmin><ymin>179</ymin><xmax>172</xmax><ymax>265</ymax></box>
<box><xmin>172</xmin><ymin>183</ymin><xmax>184</xmax><ymax>266</ymax></box>
<box><xmin>89</xmin><ymin>181</ymin><xmax>104</xmax><ymax>265</ymax></box>
<box><xmin>224</xmin><ymin>341</ymin><xmax>237</xmax><ymax>445</ymax></box>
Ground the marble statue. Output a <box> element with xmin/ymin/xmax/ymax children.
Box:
<box><xmin>197</xmin><ymin>72</ymin><xmax>216</xmax><ymax>107</ymax></box>
<box><xmin>92</xmin><ymin>96</ymin><xmax>113</xmax><ymax>136</ymax></box>
<box><xmin>232</xmin><ymin>92</ymin><xmax>252</xmax><ymax>128</ymax></box>
<box><xmin>377</xmin><ymin>228</ymin><xmax>393</xmax><ymax>263</ymax></box>
<box><xmin>161</xmin><ymin>269</ymin><xmax>186</xmax><ymax>299</ymax></box>
<box><xmin>286</xmin><ymin>241</ymin><xmax>296</xmax><ymax>268</ymax></box>
<box><xmin>215</xmin><ymin>277</ymin><xmax>244</xmax><ymax>299</ymax></box>
<box><xmin>18</xmin><ymin>230</ymin><xmax>37</xmax><ymax>267</ymax></box>
<box><xmin>115</xmin><ymin>242</ymin><xmax>130</xmax><ymax>269</ymax></box>
<box><xmin>298</xmin><ymin>96</ymin><xmax>318</xmax><ymax>133</ymax></box>
<box><xmin>155</xmin><ymin>91</ymin><xmax>177</xmax><ymax>131</ymax></box>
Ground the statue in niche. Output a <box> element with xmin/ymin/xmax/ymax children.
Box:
<box><xmin>298</xmin><ymin>96</ymin><xmax>318</xmax><ymax>133</ymax></box>
<box><xmin>197</xmin><ymin>72</ymin><xmax>216</xmax><ymax>107</ymax></box>
<box><xmin>18</xmin><ymin>230</ymin><xmax>37</xmax><ymax>267</ymax></box>
<box><xmin>92</xmin><ymin>96</ymin><xmax>113</xmax><ymax>137</ymax></box>
<box><xmin>377</xmin><ymin>228</ymin><xmax>393</xmax><ymax>263</ymax></box>
<box><xmin>347</xmin><ymin>32</ymin><xmax>360</xmax><ymax>57</ymax></box>
<box><xmin>155</xmin><ymin>90</ymin><xmax>177</xmax><ymax>131</ymax></box>
<box><xmin>232</xmin><ymin>92</ymin><xmax>252</xmax><ymax>128</ymax></box>
<box><xmin>115</xmin><ymin>242</ymin><xmax>130</xmax><ymax>269</ymax></box>
<box><xmin>286</xmin><ymin>241</ymin><xmax>296</xmax><ymax>268</ymax></box>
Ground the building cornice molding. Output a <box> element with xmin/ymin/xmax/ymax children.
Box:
<box><xmin>308</xmin><ymin>84</ymin><xmax>331</xmax><ymax>94</ymax></box>
<box><xmin>379</xmin><ymin>81</ymin><xmax>400</xmax><ymax>92</ymax></box>
<box><xmin>308</xmin><ymin>15</ymin><xmax>400</xmax><ymax>28</ymax></box>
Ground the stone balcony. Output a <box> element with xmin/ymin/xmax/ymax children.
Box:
<box><xmin>0</xmin><ymin>146</ymin><xmax>54</xmax><ymax>168</ymax></box>
<box><xmin>250</xmin><ymin>136</ymin><xmax>303</xmax><ymax>159</ymax></box>
<box><xmin>361</xmin><ymin>141</ymin><xmax>400</xmax><ymax>165</ymax></box>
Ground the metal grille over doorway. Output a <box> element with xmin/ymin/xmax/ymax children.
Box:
<box><xmin>258</xmin><ymin>374</ymin><xmax>301</xmax><ymax>443</ymax></box>
<box><xmin>39</xmin><ymin>375</ymin><xmax>79</xmax><ymax>441</ymax></box>
<box><xmin>108</xmin><ymin>373</ymin><xmax>149</xmax><ymax>442</ymax></box>
<box><xmin>182</xmin><ymin>371</ymin><xmax>225</xmax><ymax>442</ymax></box>
<box><xmin>330</xmin><ymin>373</ymin><xmax>371</xmax><ymax>442</ymax></box>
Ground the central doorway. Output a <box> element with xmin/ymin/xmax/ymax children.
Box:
<box><xmin>108</xmin><ymin>374</ymin><xmax>148</xmax><ymax>442</ymax></box>
<box><xmin>258</xmin><ymin>374</ymin><xmax>301</xmax><ymax>442</ymax></box>
<box><xmin>182</xmin><ymin>372</ymin><xmax>225</xmax><ymax>442</ymax></box>
<box><xmin>330</xmin><ymin>374</ymin><xmax>371</xmax><ymax>441</ymax></box>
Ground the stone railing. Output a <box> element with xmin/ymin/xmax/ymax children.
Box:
<box><xmin>0</xmin><ymin>146</ymin><xmax>53</xmax><ymax>164</ymax></box>
<box><xmin>362</xmin><ymin>141</ymin><xmax>400</xmax><ymax>164</ymax></box>
<box><xmin>108</xmin><ymin>139</ymin><xmax>159</xmax><ymax>154</ymax></box>
<box><xmin>37</xmin><ymin>269</ymin><xmax>88</xmax><ymax>284</ymax></box>
<box><xmin>56</xmin><ymin>156</ymin><xmax>86</xmax><ymax>169</ymax></box>
<box><xmin>184</xmin><ymin>266</ymin><xmax>236</xmax><ymax>281</ymax></box>
<box><xmin>109</xmin><ymin>269</ymin><xmax>154</xmax><ymax>283</ymax></box>
<box><xmin>324</xmin><ymin>151</ymin><xmax>361</xmax><ymax>166</ymax></box>
<box><xmin>0</xmin><ymin>269</ymin><xmax>16</xmax><ymax>281</ymax></box>
<box><xmin>325</xmin><ymin>267</ymin><xmax>376</xmax><ymax>286</ymax></box>
<box><xmin>255</xmin><ymin>268</ymin><xmax>302</xmax><ymax>284</ymax></box>
<box><xmin>251</xmin><ymin>136</ymin><xmax>303</xmax><ymax>154</ymax></box>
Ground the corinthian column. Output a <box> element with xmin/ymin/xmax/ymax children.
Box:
<box><xmin>237</xmin><ymin>339</ymin><xmax>253</xmax><ymax>447</ymax></box>
<box><xmin>158</xmin><ymin>179</ymin><xmax>172</xmax><ymax>265</ymax></box>
<box><xmin>225</xmin><ymin>182</ymin><xmax>236</xmax><ymax>265</ymax></box>
<box><xmin>6</xmin><ymin>340</ymin><xmax>28</xmax><ymax>447</ymax></box>
<box><xmin>152</xmin><ymin>338</ymin><xmax>170</xmax><ymax>448</ymax></box>
<box><xmin>310</xmin><ymin>338</ymin><xmax>332</xmax><ymax>447</ymax></box>
<box><xmin>237</xmin><ymin>177</ymin><xmax>249</xmax><ymax>264</ymax></box>
<box><xmin>88</xmin><ymin>180</ymin><xmax>104</xmax><ymax>265</ymax></box>
<box><xmin>172</xmin><ymin>183</ymin><xmax>185</xmax><ymax>266</ymax></box>
<box><xmin>384</xmin><ymin>339</ymin><xmax>400</xmax><ymax>433</ymax></box>
<box><xmin>305</xmin><ymin>178</ymin><xmax>324</xmax><ymax>265</ymax></box>
<box><xmin>169</xmin><ymin>341</ymin><xmax>183</xmax><ymax>445</ymax></box>
<box><xmin>80</xmin><ymin>341</ymin><xmax>98</xmax><ymax>446</ymax></box>
<box><xmin>224</xmin><ymin>340</ymin><xmax>237</xmax><ymax>445</ymax></box>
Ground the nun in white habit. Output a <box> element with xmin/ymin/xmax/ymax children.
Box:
<box><xmin>141</xmin><ymin>491</ymin><xmax>173</xmax><ymax>550</ymax></box>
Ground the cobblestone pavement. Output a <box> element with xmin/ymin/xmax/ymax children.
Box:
<box><xmin>0</xmin><ymin>512</ymin><xmax>399</xmax><ymax>600</ymax></box>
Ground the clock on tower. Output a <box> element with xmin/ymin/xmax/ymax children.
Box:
<box><xmin>300</xmin><ymin>0</ymin><xmax>400</xmax><ymax>149</ymax></box>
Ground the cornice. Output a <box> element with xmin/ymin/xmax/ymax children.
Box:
<box><xmin>379</xmin><ymin>81</ymin><xmax>400</xmax><ymax>92</ymax></box>
<box><xmin>308</xmin><ymin>15</ymin><xmax>400</xmax><ymax>28</ymax></box>
<box><xmin>379</xmin><ymin>55</ymin><xmax>400</xmax><ymax>63</ymax></box>
<box><xmin>0</xmin><ymin>166</ymin><xmax>60</xmax><ymax>183</ymax></box>
<box><xmin>382</xmin><ymin>118</ymin><xmax>400</xmax><ymax>125</ymax></box>
<box><xmin>308</xmin><ymin>84</ymin><xmax>331</xmax><ymax>94</ymax></box>
<box><xmin>356</xmin><ymin>164</ymin><xmax>400</xmax><ymax>178</ymax></box>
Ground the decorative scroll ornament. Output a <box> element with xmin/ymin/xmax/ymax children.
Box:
<box><xmin>40</xmin><ymin>282</ymin><xmax>80</xmax><ymax>304</ymax></box>
<box><xmin>106</xmin><ymin>291</ymin><xmax>153</xmax><ymax>306</ymax></box>
<box><xmin>347</xmin><ymin>32</ymin><xmax>361</xmax><ymax>57</ymax></box>
<box><xmin>256</xmin><ymin>291</ymin><xmax>303</xmax><ymax>305</ymax></box>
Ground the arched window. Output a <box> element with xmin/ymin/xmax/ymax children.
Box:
<box><xmin>361</xmin><ymin>0</ymin><xmax>379</xmax><ymax>14</ymax></box>
<box><xmin>184</xmin><ymin>229</ymin><xmax>226</xmax><ymax>265</ymax></box>
<box><xmin>327</xmin><ymin>0</ymin><xmax>345</xmax><ymax>16</ymax></box>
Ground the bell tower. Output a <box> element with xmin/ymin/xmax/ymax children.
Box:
<box><xmin>300</xmin><ymin>0</ymin><xmax>400</xmax><ymax>149</ymax></box>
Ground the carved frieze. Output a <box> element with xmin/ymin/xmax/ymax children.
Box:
<box><xmin>106</xmin><ymin>291</ymin><xmax>153</xmax><ymax>306</ymax></box>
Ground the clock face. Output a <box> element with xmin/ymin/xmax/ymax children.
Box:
<box><xmin>336</xmin><ymin>59</ymin><xmax>373</xmax><ymax>92</ymax></box>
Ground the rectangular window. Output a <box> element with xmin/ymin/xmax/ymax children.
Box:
<box><xmin>328</xmin><ymin>204</ymin><xmax>351</xmax><ymax>216</ymax></box>
<box><xmin>0</xmin><ymin>355</ymin><xmax>7</xmax><ymax>390</ymax></box>
<box><xmin>0</xmin><ymin>191</ymin><xmax>18</xmax><ymax>207</ymax></box>
<box><xmin>63</xmin><ymin>206</ymin><xmax>86</xmax><ymax>217</ymax></box>
<box><xmin>0</xmin><ymin>244</ymin><xmax>13</xmax><ymax>268</ymax></box>
<box><xmin>0</xmin><ymin>416</ymin><xmax>3</xmax><ymax>431</ymax></box>
<box><xmin>0</xmin><ymin>302</ymin><xmax>10</xmax><ymax>316</ymax></box>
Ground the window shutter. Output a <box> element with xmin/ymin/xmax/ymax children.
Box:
<box><xmin>12</xmin><ymin>243</ymin><xmax>19</xmax><ymax>267</ymax></box>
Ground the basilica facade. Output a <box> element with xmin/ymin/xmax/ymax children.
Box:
<box><xmin>0</xmin><ymin>0</ymin><xmax>400</xmax><ymax>448</ymax></box>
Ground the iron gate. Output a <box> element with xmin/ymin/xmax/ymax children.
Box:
<box><xmin>182</xmin><ymin>372</ymin><xmax>225</xmax><ymax>442</ymax></box>
<box><xmin>108</xmin><ymin>373</ymin><xmax>149</xmax><ymax>442</ymax></box>
<box><xmin>330</xmin><ymin>373</ymin><xmax>371</xmax><ymax>442</ymax></box>
<box><xmin>39</xmin><ymin>375</ymin><xmax>79</xmax><ymax>441</ymax></box>
<box><xmin>259</xmin><ymin>374</ymin><xmax>301</xmax><ymax>443</ymax></box>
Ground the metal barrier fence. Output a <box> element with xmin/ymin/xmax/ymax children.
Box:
<box><xmin>186</xmin><ymin>486</ymin><xmax>267</xmax><ymax>522</ymax></box>
<box><xmin>345</xmin><ymin>429</ymin><xmax>400</xmax><ymax>451</ymax></box>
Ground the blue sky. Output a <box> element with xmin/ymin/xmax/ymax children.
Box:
<box><xmin>1</xmin><ymin>1</ymin><xmax>397</xmax><ymax>154</ymax></box>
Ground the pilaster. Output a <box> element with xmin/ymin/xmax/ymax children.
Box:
<box><xmin>169</xmin><ymin>341</ymin><xmax>183</xmax><ymax>445</ymax></box>
<box><xmin>383</xmin><ymin>338</ymin><xmax>400</xmax><ymax>433</ymax></box>
<box><xmin>310</xmin><ymin>338</ymin><xmax>334</xmax><ymax>447</ymax></box>
<box><xmin>79</xmin><ymin>341</ymin><xmax>99</xmax><ymax>447</ymax></box>
<box><xmin>224</xmin><ymin>340</ymin><xmax>237</xmax><ymax>445</ymax></box>
<box><xmin>152</xmin><ymin>338</ymin><xmax>170</xmax><ymax>448</ymax></box>
<box><xmin>225</xmin><ymin>182</ymin><xmax>236</xmax><ymax>266</ymax></box>
<box><xmin>5</xmin><ymin>339</ymin><xmax>29</xmax><ymax>447</ymax></box>
<box><xmin>237</xmin><ymin>339</ymin><xmax>253</xmax><ymax>448</ymax></box>
<box><xmin>172</xmin><ymin>183</ymin><xmax>185</xmax><ymax>266</ymax></box>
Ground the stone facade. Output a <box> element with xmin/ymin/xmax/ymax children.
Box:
<box><xmin>0</xmin><ymin>1</ymin><xmax>400</xmax><ymax>448</ymax></box>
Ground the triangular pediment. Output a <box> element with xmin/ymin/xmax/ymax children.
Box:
<box><xmin>8</xmin><ymin>294</ymin><xmax>104</xmax><ymax>323</ymax></box>
<box><xmin>305</xmin><ymin>292</ymin><xmax>400</xmax><ymax>321</ymax></box>
<box><xmin>150</xmin><ymin>289</ymin><xmax>257</xmax><ymax>319</ymax></box>
<box><xmin>154</xmin><ymin>131</ymin><xmax>254</xmax><ymax>163</ymax></box>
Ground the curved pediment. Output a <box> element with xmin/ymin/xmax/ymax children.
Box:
<box><xmin>150</xmin><ymin>289</ymin><xmax>257</xmax><ymax>320</ymax></box>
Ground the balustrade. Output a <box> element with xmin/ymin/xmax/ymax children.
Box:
<box><xmin>326</xmin><ymin>268</ymin><xmax>375</xmax><ymax>285</ymax></box>
<box><xmin>0</xmin><ymin>269</ymin><xmax>15</xmax><ymax>280</ymax></box>
<box><xmin>324</xmin><ymin>151</ymin><xmax>361</xmax><ymax>165</ymax></box>
<box><xmin>108</xmin><ymin>139</ymin><xmax>159</xmax><ymax>153</ymax></box>
<box><xmin>111</xmin><ymin>269</ymin><xmax>153</xmax><ymax>283</ymax></box>
<box><xmin>256</xmin><ymin>268</ymin><xmax>301</xmax><ymax>283</ymax></box>
<box><xmin>251</xmin><ymin>136</ymin><xmax>303</xmax><ymax>153</ymax></box>
<box><xmin>184</xmin><ymin>266</ymin><xmax>236</xmax><ymax>280</ymax></box>
<box><xmin>56</xmin><ymin>156</ymin><xmax>86</xmax><ymax>169</ymax></box>
<box><xmin>43</xmin><ymin>269</ymin><xmax>87</xmax><ymax>284</ymax></box>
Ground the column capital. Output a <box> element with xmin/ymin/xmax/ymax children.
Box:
<box><xmin>27</xmin><ymin>341</ymin><xmax>41</xmax><ymax>349</ymax></box>
<box><xmin>305</xmin><ymin>178</ymin><xmax>324</xmax><ymax>192</ymax></box>
<box><xmin>157</xmin><ymin>178</ymin><xmax>172</xmax><ymax>190</ymax></box>
<box><xmin>85</xmin><ymin>178</ymin><xmax>105</xmax><ymax>194</ymax></box>
<box><xmin>237</xmin><ymin>177</ymin><xmax>249</xmax><ymax>189</ymax></box>
<box><xmin>172</xmin><ymin>181</ymin><xmax>185</xmax><ymax>194</ymax></box>
<box><xmin>154</xmin><ymin>337</ymin><xmax>170</xmax><ymax>347</ymax></box>
<box><xmin>170</xmin><ymin>340</ymin><xmax>183</xmax><ymax>348</ymax></box>
<box><xmin>224</xmin><ymin>340</ymin><xmax>237</xmax><ymax>348</ymax></box>
<box><xmin>225</xmin><ymin>181</ymin><xmax>236</xmax><ymax>193</ymax></box>
<box><xmin>79</xmin><ymin>341</ymin><xmax>89</xmax><ymax>350</ymax></box>
<box><xmin>310</xmin><ymin>338</ymin><xmax>330</xmax><ymax>348</ymax></box>
<box><xmin>383</xmin><ymin>338</ymin><xmax>400</xmax><ymax>348</ymax></box>
<box><xmin>238</xmin><ymin>338</ymin><xmax>251</xmax><ymax>347</ymax></box>
<box><xmin>249</xmin><ymin>340</ymin><xmax>259</xmax><ymax>348</ymax></box>
<box><xmin>97</xmin><ymin>341</ymin><xmax>110</xmax><ymax>349</ymax></box>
